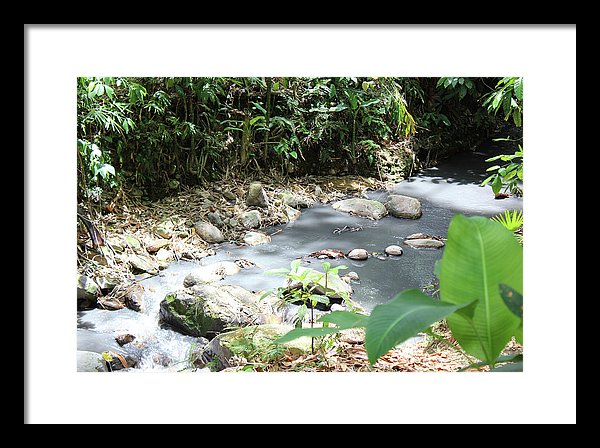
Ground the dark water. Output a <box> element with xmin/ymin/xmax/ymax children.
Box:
<box><xmin>77</xmin><ymin>140</ymin><xmax>522</xmax><ymax>370</ymax></box>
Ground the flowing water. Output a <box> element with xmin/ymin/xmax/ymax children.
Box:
<box><xmin>77</xmin><ymin>139</ymin><xmax>523</xmax><ymax>371</ymax></box>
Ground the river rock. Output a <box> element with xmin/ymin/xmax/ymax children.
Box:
<box><xmin>194</xmin><ymin>221</ymin><xmax>224</xmax><ymax>243</ymax></box>
<box><xmin>128</xmin><ymin>254</ymin><xmax>159</xmax><ymax>275</ymax></box>
<box><xmin>347</xmin><ymin>248</ymin><xmax>369</xmax><ymax>260</ymax></box>
<box><xmin>196</xmin><ymin>324</ymin><xmax>312</xmax><ymax>371</ymax></box>
<box><xmin>158</xmin><ymin>284</ymin><xmax>280</xmax><ymax>339</ymax></box>
<box><xmin>155</xmin><ymin>218</ymin><xmax>177</xmax><ymax>239</ymax></box>
<box><xmin>207</xmin><ymin>211</ymin><xmax>224</xmax><ymax>228</ymax></box>
<box><xmin>124</xmin><ymin>234</ymin><xmax>144</xmax><ymax>253</ymax></box>
<box><xmin>95</xmin><ymin>276</ymin><xmax>119</xmax><ymax>294</ymax></box>
<box><xmin>124</xmin><ymin>282</ymin><xmax>146</xmax><ymax>312</ymax></box>
<box><xmin>77</xmin><ymin>350</ymin><xmax>108</xmax><ymax>372</ymax></box>
<box><xmin>223</xmin><ymin>190</ymin><xmax>237</xmax><ymax>201</ymax></box>
<box><xmin>342</xmin><ymin>271</ymin><xmax>360</xmax><ymax>283</ymax></box>
<box><xmin>77</xmin><ymin>274</ymin><xmax>99</xmax><ymax>310</ymax></box>
<box><xmin>240</xmin><ymin>210</ymin><xmax>261</xmax><ymax>229</ymax></box>
<box><xmin>115</xmin><ymin>333</ymin><xmax>136</xmax><ymax>346</ymax></box>
<box><xmin>386</xmin><ymin>194</ymin><xmax>422</xmax><ymax>219</ymax></box>
<box><xmin>404</xmin><ymin>238</ymin><xmax>445</xmax><ymax>248</ymax></box>
<box><xmin>183</xmin><ymin>261</ymin><xmax>241</xmax><ymax>287</ymax></box>
<box><xmin>285</xmin><ymin>205</ymin><xmax>301</xmax><ymax>222</ymax></box>
<box><xmin>385</xmin><ymin>245</ymin><xmax>404</xmax><ymax>256</ymax></box>
<box><xmin>146</xmin><ymin>238</ymin><xmax>170</xmax><ymax>253</ymax></box>
<box><xmin>280</xmin><ymin>191</ymin><xmax>311</xmax><ymax>209</ymax></box>
<box><xmin>246</xmin><ymin>182</ymin><xmax>270</xmax><ymax>207</ymax></box>
<box><xmin>156</xmin><ymin>248</ymin><xmax>174</xmax><ymax>262</ymax></box>
<box><xmin>243</xmin><ymin>231</ymin><xmax>271</xmax><ymax>246</ymax></box>
<box><xmin>332</xmin><ymin>198</ymin><xmax>388</xmax><ymax>220</ymax></box>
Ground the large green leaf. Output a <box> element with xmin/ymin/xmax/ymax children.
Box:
<box><xmin>275</xmin><ymin>311</ymin><xmax>368</xmax><ymax>344</ymax></box>
<box><xmin>440</xmin><ymin>215</ymin><xmax>522</xmax><ymax>365</ymax></box>
<box><xmin>365</xmin><ymin>289</ymin><xmax>471</xmax><ymax>364</ymax></box>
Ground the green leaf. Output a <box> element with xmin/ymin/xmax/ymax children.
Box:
<box><xmin>491</xmin><ymin>175</ymin><xmax>503</xmax><ymax>195</ymax></box>
<box><xmin>361</xmin><ymin>98</ymin><xmax>380</xmax><ymax>108</ymax></box>
<box><xmin>102</xmin><ymin>352</ymin><xmax>113</xmax><ymax>362</ymax></box>
<box><xmin>319</xmin><ymin>311</ymin><xmax>369</xmax><ymax>328</ymax></box>
<box><xmin>439</xmin><ymin>215</ymin><xmax>523</xmax><ymax>365</ymax></box>
<box><xmin>499</xmin><ymin>283</ymin><xmax>523</xmax><ymax>318</ymax></box>
<box><xmin>364</xmin><ymin>289</ymin><xmax>470</xmax><ymax>364</ymax></box>
<box><xmin>249</xmin><ymin>116</ymin><xmax>264</xmax><ymax>126</ymax></box>
<box><xmin>275</xmin><ymin>326</ymin><xmax>341</xmax><ymax>343</ymax></box>
<box><xmin>362</xmin><ymin>81</ymin><xmax>370</xmax><ymax>91</ymax></box>
<box><xmin>329</xmin><ymin>103</ymin><xmax>348</xmax><ymax>112</ymax></box>
<box><xmin>514</xmin><ymin>77</ymin><xmax>523</xmax><ymax>101</ymax></box>
<box><xmin>513</xmin><ymin>109</ymin><xmax>522</xmax><ymax>127</ymax></box>
<box><xmin>308</xmin><ymin>294</ymin><xmax>330</xmax><ymax>305</ymax></box>
<box><xmin>490</xmin><ymin>361</ymin><xmax>523</xmax><ymax>372</ymax></box>
<box><xmin>252</xmin><ymin>101</ymin><xmax>267</xmax><ymax>114</ymax></box>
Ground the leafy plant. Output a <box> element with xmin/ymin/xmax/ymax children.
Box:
<box><xmin>277</xmin><ymin>215</ymin><xmax>523</xmax><ymax>370</ymax></box>
<box><xmin>481</xmin><ymin>144</ymin><xmax>523</xmax><ymax>196</ymax></box>
<box><xmin>491</xmin><ymin>209</ymin><xmax>524</xmax><ymax>232</ymax></box>
<box><xmin>482</xmin><ymin>77</ymin><xmax>523</xmax><ymax>127</ymax></box>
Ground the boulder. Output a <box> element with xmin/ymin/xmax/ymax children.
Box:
<box><xmin>146</xmin><ymin>238</ymin><xmax>170</xmax><ymax>253</ymax></box>
<box><xmin>246</xmin><ymin>182</ymin><xmax>270</xmax><ymax>207</ymax></box>
<box><xmin>124</xmin><ymin>235</ymin><xmax>144</xmax><ymax>253</ymax></box>
<box><xmin>240</xmin><ymin>210</ymin><xmax>261</xmax><ymax>229</ymax></box>
<box><xmin>194</xmin><ymin>221</ymin><xmax>224</xmax><ymax>243</ymax></box>
<box><xmin>404</xmin><ymin>238</ymin><xmax>445</xmax><ymax>248</ymax></box>
<box><xmin>77</xmin><ymin>275</ymin><xmax>99</xmax><ymax>310</ymax></box>
<box><xmin>183</xmin><ymin>261</ymin><xmax>241</xmax><ymax>287</ymax></box>
<box><xmin>124</xmin><ymin>282</ymin><xmax>145</xmax><ymax>312</ymax></box>
<box><xmin>243</xmin><ymin>231</ymin><xmax>271</xmax><ymax>246</ymax></box>
<box><xmin>158</xmin><ymin>284</ymin><xmax>280</xmax><ymax>339</ymax></box>
<box><xmin>115</xmin><ymin>333</ymin><xmax>136</xmax><ymax>346</ymax></box>
<box><xmin>77</xmin><ymin>350</ymin><xmax>108</xmax><ymax>372</ymax></box>
<box><xmin>332</xmin><ymin>198</ymin><xmax>388</xmax><ymax>220</ymax></box>
<box><xmin>280</xmin><ymin>191</ymin><xmax>311</xmax><ymax>209</ymax></box>
<box><xmin>347</xmin><ymin>248</ymin><xmax>369</xmax><ymax>260</ymax></box>
<box><xmin>196</xmin><ymin>324</ymin><xmax>312</xmax><ymax>371</ymax></box>
<box><xmin>386</xmin><ymin>194</ymin><xmax>422</xmax><ymax>219</ymax></box>
<box><xmin>207</xmin><ymin>211</ymin><xmax>224</xmax><ymax>228</ymax></box>
<box><xmin>128</xmin><ymin>254</ymin><xmax>159</xmax><ymax>275</ymax></box>
<box><xmin>385</xmin><ymin>245</ymin><xmax>404</xmax><ymax>256</ymax></box>
<box><xmin>285</xmin><ymin>205</ymin><xmax>301</xmax><ymax>222</ymax></box>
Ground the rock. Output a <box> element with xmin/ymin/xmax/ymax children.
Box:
<box><xmin>77</xmin><ymin>350</ymin><xmax>108</xmax><ymax>372</ymax></box>
<box><xmin>183</xmin><ymin>261</ymin><xmax>241</xmax><ymax>287</ymax></box>
<box><xmin>115</xmin><ymin>333</ymin><xmax>136</xmax><ymax>346</ymax></box>
<box><xmin>207</xmin><ymin>211</ymin><xmax>224</xmax><ymax>228</ymax></box>
<box><xmin>128</xmin><ymin>254</ymin><xmax>159</xmax><ymax>275</ymax></box>
<box><xmin>246</xmin><ymin>182</ymin><xmax>270</xmax><ymax>207</ymax></box>
<box><xmin>197</xmin><ymin>324</ymin><xmax>312</xmax><ymax>371</ymax></box>
<box><xmin>77</xmin><ymin>275</ymin><xmax>99</xmax><ymax>310</ymax></box>
<box><xmin>158</xmin><ymin>284</ymin><xmax>280</xmax><ymax>339</ymax></box>
<box><xmin>332</xmin><ymin>198</ymin><xmax>388</xmax><ymax>220</ymax></box>
<box><xmin>106</xmin><ymin>236</ymin><xmax>125</xmax><ymax>253</ymax></box>
<box><xmin>285</xmin><ymin>205</ymin><xmax>301</xmax><ymax>222</ymax></box>
<box><xmin>314</xmin><ymin>185</ymin><xmax>323</xmax><ymax>198</ymax></box>
<box><xmin>155</xmin><ymin>218</ymin><xmax>177</xmax><ymax>239</ymax></box>
<box><xmin>107</xmin><ymin>353</ymin><xmax>138</xmax><ymax>371</ymax></box>
<box><xmin>240</xmin><ymin>210</ymin><xmax>261</xmax><ymax>229</ymax></box>
<box><xmin>342</xmin><ymin>271</ymin><xmax>360</xmax><ymax>283</ymax></box>
<box><xmin>386</xmin><ymin>194</ymin><xmax>422</xmax><ymax>219</ymax></box>
<box><xmin>223</xmin><ymin>191</ymin><xmax>237</xmax><ymax>201</ymax></box>
<box><xmin>228</xmin><ymin>218</ymin><xmax>239</xmax><ymax>228</ymax></box>
<box><xmin>243</xmin><ymin>231</ymin><xmax>271</xmax><ymax>246</ymax></box>
<box><xmin>124</xmin><ymin>235</ymin><xmax>143</xmax><ymax>253</ymax></box>
<box><xmin>330</xmin><ymin>303</ymin><xmax>345</xmax><ymax>312</ymax></box>
<box><xmin>156</xmin><ymin>248</ymin><xmax>174</xmax><ymax>262</ymax></box>
<box><xmin>124</xmin><ymin>282</ymin><xmax>145</xmax><ymax>312</ymax></box>
<box><xmin>95</xmin><ymin>276</ymin><xmax>119</xmax><ymax>294</ymax></box>
<box><xmin>385</xmin><ymin>245</ymin><xmax>404</xmax><ymax>256</ymax></box>
<box><xmin>194</xmin><ymin>221</ymin><xmax>224</xmax><ymax>243</ymax></box>
<box><xmin>280</xmin><ymin>191</ymin><xmax>312</xmax><ymax>209</ymax></box>
<box><xmin>404</xmin><ymin>238</ymin><xmax>445</xmax><ymax>248</ymax></box>
<box><xmin>347</xmin><ymin>248</ymin><xmax>369</xmax><ymax>260</ymax></box>
<box><xmin>146</xmin><ymin>238</ymin><xmax>170</xmax><ymax>253</ymax></box>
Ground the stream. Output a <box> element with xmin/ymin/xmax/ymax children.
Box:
<box><xmin>77</xmin><ymin>139</ymin><xmax>523</xmax><ymax>371</ymax></box>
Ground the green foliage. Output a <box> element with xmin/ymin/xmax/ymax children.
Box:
<box><xmin>481</xmin><ymin>144</ymin><xmax>523</xmax><ymax>196</ymax></box>
<box><xmin>482</xmin><ymin>77</ymin><xmax>523</xmax><ymax>127</ymax></box>
<box><xmin>278</xmin><ymin>215</ymin><xmax>523</xmax><ymax>370</ymax></box>
<box><xmin>439</xmin><ymin>215</ymin><xmax>522</xmax><ymax>366</ymax></box>
<box><xmin>491</xmin><ymin>209</ymin><xmax>524</xmax><ymax>233</ymax></box>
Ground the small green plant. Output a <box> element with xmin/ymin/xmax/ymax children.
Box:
<box><xmin>264</xmin><ymin>259</ymin><xmax>348</xmax><ymax>353</ymax></box>
<box><xmin>491</xmin><ymin>209</ymin><xmax>523</xmax><ymax>232</ymax></box>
